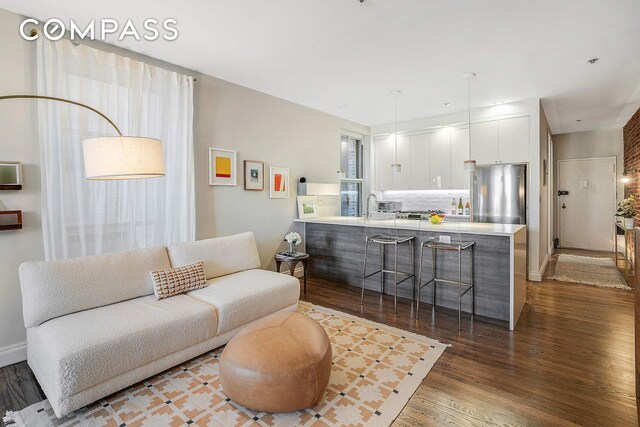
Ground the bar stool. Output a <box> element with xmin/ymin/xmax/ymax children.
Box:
<box><xmin>361</xmin><ymin>215</ymin><xmax>415</xmax><ymax>314</ymax></box>
<box><xmin>417</xmin><ymin>237</ymin><xmax>475</xmax><ymax>329</ymax></box>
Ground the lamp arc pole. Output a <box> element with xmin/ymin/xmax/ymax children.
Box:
<box><xmin>0</xmin><ymin>94</ymin><xmax>165</xmax><ymax>180</ymax></box>
<box><xmin>0</xmin><ymin>94</ymin><xmax>123</xmax><ymax>137</ymax></box>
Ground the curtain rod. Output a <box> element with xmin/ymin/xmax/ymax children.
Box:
<box><xmin>29</xmin><ymin>28</ymin><xmax>197</xmax><ymax>82</ymax></box>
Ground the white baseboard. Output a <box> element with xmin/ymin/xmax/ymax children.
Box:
<box><xmin>528</xmin><ymin>253</ymin><xmax>550</xmax><ymax>282</ymax></box>
<box><xmin>540</xmin><ymin>253</ymin><xmax>550</xmax><ymax>278</ymax></box>
<box><xmin>0</xmin><ymin>341</ymin><xmax>27</xmax><ymax>368</ymax></box>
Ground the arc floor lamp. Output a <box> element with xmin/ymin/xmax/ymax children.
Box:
<box><xmin>0</xmin><ymin>95</ymin><xmax>165</xmax><ymax>180</ymax></box>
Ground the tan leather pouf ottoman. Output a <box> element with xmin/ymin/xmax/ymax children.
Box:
<box><xmin>219</xmin><ymin>311</ymin><xmax>332</xmax><ymax>413</ymax></box>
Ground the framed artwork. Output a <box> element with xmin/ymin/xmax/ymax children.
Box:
<box><xmin>269</xmin><ymin>167</ymin><xmax>289</xmax><ymax>199</ymax></box>
<box><xmin>244</xmin><ymin>160</ymin><xmax>264</xmax><ymax>190</ymax></box>
<box><xmin>209</xmin><ymin>148</ymin><xmax>237</xmax><ymax>186</ymax></box>
<box><xmin>0</xmin><ymin>161</ymin><xmax>23</xmax><ymax>190</ymax></box>
<box><xmin>297</xmin><ymin>196</ymin><xmax>319</xmax><ymax>219</ymax></box>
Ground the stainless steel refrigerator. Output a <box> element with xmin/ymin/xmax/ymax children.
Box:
<box><xmin>471</xmin><ymin>164</ymin><xmax>527</xmax><ymax>224</ymax></box>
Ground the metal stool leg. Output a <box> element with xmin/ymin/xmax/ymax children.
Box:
<box><xmin>432</xmin><ymin>246</ymin><xmax>437</xmax><ymax>308</ymax></box>
<box><xmin>380</xmin><ymin>244</ymin><xmax>384</xmax><ymax>298</ymax></box>
<box><xmin>394</xmin><ymin>243</ymin><xmax>398</xmax><ymax>314</ymax></box>
<box><xmin>361</xmin><ymin>239</ymin><xmax>369</xmax><ymax>305</ymax></box>
<box><xmin>471</xmin><ymin>245</ymin><xmax>475</xmax><ymax>318</ymax></box>
<box><xmin>417</xmin><ymin>244</ymin><xmax>424</xmax><ymax>318</ymax></box>
<box><xmin>410</xmin><ymin>239</ymin><xmax>415</xmax><ymax>303</ymax></box>
<box><xmin>458</xmin><ymin>248</ymin><xmax>462</xmax><ymax>330</ymax></box>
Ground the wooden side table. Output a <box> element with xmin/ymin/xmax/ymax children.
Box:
<box><xmin>275</xmin><ymin>253</ymin><xmax>309</xmax><ymax>295</ymax></box>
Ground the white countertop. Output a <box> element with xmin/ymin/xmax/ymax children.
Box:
<box><xmin>295</xmin><ymin>216</ymin><xmax>526</xmax><ymax>236</ymax></box>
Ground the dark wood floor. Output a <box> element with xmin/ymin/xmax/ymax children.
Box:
<box><xmin>0</xmin><ymin>250</ymin><xmax>636</xmax><ymax>426</ymax></box>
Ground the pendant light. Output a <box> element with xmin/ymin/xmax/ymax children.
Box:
<box><xmin>391</xmin><ymin>89</ymin><xmax>402</xmax><ymax>174</ymax></box>
<box><xmin>463</xmin><ymin>73</ymin><xmax>477</xmax><ymax>172</ymax></box>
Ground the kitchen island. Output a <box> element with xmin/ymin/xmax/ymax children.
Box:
<box><xmin>295</xmin><ymin>216</ymin><xmax>527</xmax><ymax>330</ymax></box>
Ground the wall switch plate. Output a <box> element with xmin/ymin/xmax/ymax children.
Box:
<box><xmin>439</xmin><ymin>235</ymin><xmax>451</xmax><ymax>244</ymax></box>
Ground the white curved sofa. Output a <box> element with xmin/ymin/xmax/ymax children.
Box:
<box><xmin>18</xmin><ymin>232</ymin><xmax>300</xmax><ymax>418</ymax></box>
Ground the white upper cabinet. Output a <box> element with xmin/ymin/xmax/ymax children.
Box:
<box><xmin>450</xmin><ymin>127</ymin><xmax>470</xmax><ymax>189</ymax></box>
<box><xmin>409</xmin><ymin>133</ymin><xmax>430</xmax><ymax>190</ymax></box>
<box><xmin>392</xmin><ymin>134</ymin><xmax>411</xmax><ymax>190</ymax></box>
<box><xmin>429</xmin><ymin>130</ymin><xmax>451</xmax><ymax>189</ymax></box>
<box><xmin>470</xmin><ymin>117</ymin><xmax>530</xmax><ymax>165</ymax></box>
<box><xmin>470</xmin><ymin>120</ymin><xmax>499</xmax><ymax>165</ymax></box>
<box><xmin>498</xmin><ymin>116</ymin><xmax>530</xmax><ymax>164</ymax></box>
<box><xmin>372</xmin><ymin>115</ymin><xmax>528</xmax><ymax>191</ymax></box>
<box><xmin>374</xmin><ymin>137</ymin><xmax>394</xmax><ymax>191</ymax></box>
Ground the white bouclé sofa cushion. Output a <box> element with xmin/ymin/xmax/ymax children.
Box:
<box><xmin>27</xmin><ymin>294</ymin><xmax>217</xmax><ymax>399</ymax></box>
<box><xmin>187</xmin><ymin>269</ymin><xmax>300</xmax><ymax>334</ymax></box>
<box><xmin>167</xmin><ymin>232</ymin><xmax>261</xmax><ymax>279</ymax></box>
<box><xmin>19</xmin><ymin>246</ymin><xmax>171</xmax><ymax>328</ymax></box>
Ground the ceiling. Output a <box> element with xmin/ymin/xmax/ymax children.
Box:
<box><xmin>1</xmin><ymin>0</ymin><xmax>639</xmax><ymax>134</ymax></box>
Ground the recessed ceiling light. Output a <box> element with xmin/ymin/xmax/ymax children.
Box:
<box><xmin>587</xmin><ymin>58</ymin><xmax>599</xmax><ymax>64</ymax></box>
<box><xmin>336</xmin><ymin>103</ymin><xmax>346</xmax><ymax>109</ymax></box>
<box><xmin>443</xmin><ymin>102</ymin><xmax>450</xmax><ymax>106</ymax></box>
<box><xmin>576</xmin><ymin>119</ymin><xmax>582</xmax><ymax>123</ymax></box>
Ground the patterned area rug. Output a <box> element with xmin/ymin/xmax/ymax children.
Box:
<box><xmin>4</xmin><ymin>301</ymin><xmax>448</xmax><ymax>427</ymax></box>
<box><xmin>549</xmin><ymin>254</ymin><xmax>631</xmax><ymax>290</ymax></box>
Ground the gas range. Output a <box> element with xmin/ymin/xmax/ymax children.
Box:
<box><xmin>395</xmin><ymin>210</ymin><xmax>446</xmax><ymax>220</ymax></box>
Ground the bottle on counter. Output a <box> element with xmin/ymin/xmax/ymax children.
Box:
<box><xmin>458</xmin><ymin>198</ymin><xmax>463</xmax><ymax>215</ymax></box>
<box><xmin>465</xmin><ymin>199</ymin><xmax>470</xmax><ymax>216</ymax></box>
<box><xmin>451</xmin><ymin>198</ymin><xmax>457</xmax><ymax>215</ymax></box>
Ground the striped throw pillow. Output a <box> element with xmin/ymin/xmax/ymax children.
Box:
<box><xmin>150</xmin><ymin>261</ymin><xmax>207</xmax><ymax>300</ymax></box>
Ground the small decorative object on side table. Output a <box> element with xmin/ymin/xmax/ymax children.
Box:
<box><xmin>275</xmin><ymin>251</ymin><xmax>309</xmax><ymax>295</ymax></box>
<box><xmin>616</xmin><ymin>194</ymin><xmax>637</xmax><ymax>230</ymax></box>
<box><xmin>284</xmin><ymin>231</ymin><xmax>302</xmax><ymax>254</ymax></box>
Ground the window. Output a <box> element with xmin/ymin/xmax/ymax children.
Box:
<box><xmin>340</xmin><ymin>135</ymin><xmax>364</xmax><ymax>217</ymax></box>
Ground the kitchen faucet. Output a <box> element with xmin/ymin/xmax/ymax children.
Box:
<box><xmin>364</xmin><ymin>193</ymin><xmax>378</xmax><ymax>219</ymax></box>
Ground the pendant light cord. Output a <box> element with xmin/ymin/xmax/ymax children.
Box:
<box><xmin>394</xmin><ymin>90</ymin><xmax>398</xmax><ymax>164</ymax></box>
<box><xmin>468</xmin><ymin>75</ymin><xmax>471</xmax><ymax>144</ymax></box>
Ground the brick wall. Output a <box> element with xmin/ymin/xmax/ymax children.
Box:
<box><xmin>624</xmin><ymin>108</ymin><xmax>640</xmax><ymax>224</ymax></box>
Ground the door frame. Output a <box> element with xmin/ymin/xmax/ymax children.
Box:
<box><xmin>547</xmin><ymin>129</ymin><xmax>554</xmax><ymax>255</ymax></box>
<box><xmin>557</xmin><ymin>156</ymin><xmax>617</xmax><ymax>252</ymax></box>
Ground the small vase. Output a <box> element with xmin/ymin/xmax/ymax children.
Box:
<box><xmin>288</xmin><ymin>242</ymin><xmax>296</xmax><ymax>254</ymax></box>
<box><xmin>624</xmin><ymin>217</ymin><xmax>635</xmax><ymax>229</ymax></box>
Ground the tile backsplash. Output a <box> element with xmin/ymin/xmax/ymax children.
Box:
<box><xmin>376</xmin><ymin>190</ymin><xmax>471</xmax><ymax>213</ymax></box>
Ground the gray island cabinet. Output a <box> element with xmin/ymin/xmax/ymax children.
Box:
<box><xmin>296</xmin><ymin>217</ymin><xmax>527</xmax><ymax>330</ymax></box>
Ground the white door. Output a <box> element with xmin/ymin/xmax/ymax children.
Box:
<box><xmin>374</xmin><ymin>137</ymin><xmax>394</xmax><ymax>191</ymax></box>
<box><xmin>470</xmin><ymin>120</ymin><xmax>499</xmax><ymax>165</ymax></box>
<box><xmin>498</xmin><ymin>116</ymin><xmax>529</xmax><ymax>164</ymax></box>
<box><xmin>450</xmin><ymin>127</ymin><xmax>469</xmax><ymax>189</ymax></box>
<box><xmin>429</xmin><ymin>129</ymin><xmax>451</xmax><ymax>189</ymax></box>
<box><xmin>559</xmin><ymin>157</ymin><xmax>616</xmax><ymax>251</ymax></box>
<box><xmin>410</xmin><ymin>133</ymin><xmax>429</xmax><ymax>190</ymax></box>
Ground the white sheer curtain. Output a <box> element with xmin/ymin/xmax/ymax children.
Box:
<box><xmin>37</xmin><ymin>38</ymin><xmax>195</xmax><ymax>260</ymax></box>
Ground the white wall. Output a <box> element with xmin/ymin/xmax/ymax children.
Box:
<box><xmin>552</xmin><ymin>128</ymin><xmax>624</xmax><ymax>240</ymax></box>
<box><xmin>192</xmin><ymin>75</ymin><xmax>368</xmax><ymax>267</ymax></box>
<box><xmin>0</xmin><ymin>7</ymin><xmax>369</xmax><ymax>366</ymax></box>
<box><xmin>0</xmin><ymin>9</ymin><xmax>43</xmax><ymax>366</ymax></box>
<box><xmin>371</xmin><ymin>99</ymin><xmax>543</xmax><ymax>281</ymax></box>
